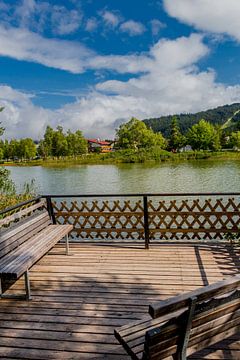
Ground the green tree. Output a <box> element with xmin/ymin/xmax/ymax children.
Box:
<box><xmin>168</xmin><ymin>116</ymin><xmax>185</xmax><ymax>151</ymax></box>
<box><xmin>116</xmin><ymin>117</ymin><xmax>166</xmax><ymax>150</ymax></box>
<box><xmin>187</xmin><ymin>119</ymin><xmax>220</xmax><ymax>151</ymax></box>
<box><xmin>52</xmin><ymin>126</ymin><xmax>68</xmax><ymax>157</ymax></box>
<box><xmin>0</xmin><ymin>106</ymin><xmax>4</xmax><ymax>136</ymax></box>
<box><xmin>18</xmin><ymin>138</ymin><xmax>37</xmax><ymax>159</ymax></box>
<box><xmin>39</xmin><ymin>125</ymin><xmax>87</xmax><ymax>158</ymax></box>
<box><xmin>66</xmin><ymin>130</ymin><xmax>87</xmax><ymax>156</ymax></box>
<box><xmin>43</xmin><ymin>125</ymin><xmax>54</xmax><ymax>157</ymax></box>
<box><xmin>0</xmin><ymin>167</ymin><xmax>15</xmax><ymax>195</ymax></box>
<box><xmin>8</xmin><ymin>139</ymin><xmax>19</xmax><ymax>159</ymax></box>
<box><xmin>0</xmin><ymin>110</ymin><xmax>16</xmax><ymax>195</ymax></box>
<box><xmin>229</xmin><ymin>131</ymin><xmax>240</xmax><ymax>149</ymax></box>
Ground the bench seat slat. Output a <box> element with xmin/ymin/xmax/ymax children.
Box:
<box><xmin>0</xmin><ymin>225</ymin><xmax>59</xmax><ymax>270</ymax></box>
<box><xmin>0</xmin><ymin>225</ymin><xmax>72</xmax><ymax>279</ymax></box>
<box><xmin>0</xmin><ymin>218</ymin><xmax>52</xmax><ymax>260</ymax></box>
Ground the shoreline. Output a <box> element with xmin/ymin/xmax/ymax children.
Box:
<box><xmin>1</xmin><ymin>150</ymin><xmax>240</xmax><ymax>167</ymax></box>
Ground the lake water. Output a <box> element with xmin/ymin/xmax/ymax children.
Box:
<box><xmin>6</xmin><ymin>160</ymin><xmax>240</xmax><ymax>195</ymax></box>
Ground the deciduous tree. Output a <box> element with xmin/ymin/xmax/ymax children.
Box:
<box><xmin>116</xmin><ymin>117</ymin><xmax>167</xmax><ymax>150</ymax></box>
<box><xmin>187</xmin><ymin>119</ymin><xmax>221</xmax><ymax>151</ymax></box>
<box><xmin>168</xmin><ymin>116</ymin><xmax>185</xmax><ymax>151</ymax></box>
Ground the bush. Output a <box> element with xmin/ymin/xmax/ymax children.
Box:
<box><xmin>0</xmin><ymin>167</ymin><xmax>36</xmax><ymax>211</ymax></box>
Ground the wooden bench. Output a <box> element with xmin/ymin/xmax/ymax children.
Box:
<box><xmin>115</xmin><ymin>275</ymin><xmax>240</xmax><ymax>360</ymax></box>
<box><xmin>0</xmin><ymin>199</ymin><xmax>73</xmax><ymax>300</ymax></box>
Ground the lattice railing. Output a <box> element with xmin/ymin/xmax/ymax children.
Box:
<box><xmin>148</xmin><ymin>197</ymin><xmax>240</xmax><ymax>240</ymax></box>
<box><xmin>43</xmin><ymin>193</ymin><xmax>240</xmax><ymax>247</ymax></box>
<box><xmin>52</xmin><ymin>197</ymin><xmax>145</xmax><ymax>240</ymax></box>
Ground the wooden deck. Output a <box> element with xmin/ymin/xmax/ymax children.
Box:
<box><xmin>0</xmin><ymin>242</ymin><xmax>240</xmax><ymax>359</ymax></box>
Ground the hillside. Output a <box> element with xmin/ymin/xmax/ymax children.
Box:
<box><xmin>143</xmin><ymin>103</ymin><xmax>240</xmax><ymax>137</ymax></box>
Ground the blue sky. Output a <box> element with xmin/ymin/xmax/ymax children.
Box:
<box><xmin>0</xmin><ymin>0</ymin><xmax>240</xmax><ymax>139</ymax></box>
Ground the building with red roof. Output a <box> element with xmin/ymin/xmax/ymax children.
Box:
<box><xmin>88</xmin><ymin>139</ymin><xmax>113</xmax><ymax>153</ymax></box>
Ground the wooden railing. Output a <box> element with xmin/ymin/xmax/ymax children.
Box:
<box><xmin>1</xmin><ymin>194</ymin><xmax>240</xmax><ymax>248</ymax></box>
<box><xmin>42</xmin><ymin>193</ymin><xmax>240</xmax><ymax>248</ymax></box>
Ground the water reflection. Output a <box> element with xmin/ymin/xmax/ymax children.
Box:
<box><xmin>7</xmin><ymin>160</ymin><xmax>240</xmax><ymax>195</ymax></box>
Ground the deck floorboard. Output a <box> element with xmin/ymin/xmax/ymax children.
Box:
<box><xmin>0</xmin><ymin>242</ymin><xmax>240</xmax><ymax>359</ymax></box>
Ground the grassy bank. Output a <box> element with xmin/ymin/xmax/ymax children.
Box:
<box><xmin>1</xmin><ymin>149</ymin><xmax>240</xmax><ymax>167</ymax></box>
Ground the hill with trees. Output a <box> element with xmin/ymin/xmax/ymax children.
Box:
<box><xmin>143</xmin><ymin>103</ymin><xmax>240</xmax><ymax>137</ymax></box>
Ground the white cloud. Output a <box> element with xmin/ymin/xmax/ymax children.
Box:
<box><xmin>1</xmin><ymin>34</ymin><xmax>240</xmax><ymax>140</ymax></box>
<box><xmin>14</xmin><ymin>0</ymin><xmax>37</xmax><ymax>29</ymax></box>
<box><xmin>119</xmin><ymin>20</ymin><xmax>146</xmax><ymax>36</ymax></box>
<box><xmin>0</xmin><ymin>23</ymin><xmax>152</xmax><ymax>75</ymax></box>
<box><xmin>100</xmin><ymin>10</ymin><xmax>121</xmax><ymax>28</ymax></box>
<box><xmin>150</xmin><ymin>19</ymin><xmax>166</xmax><ymax>36</ymax></box>
<box><xmin>85</xmin><ymin>17</ymin><xmax>98</xmax><ymax>32</ymax></box>
<box><xmin>0</xmin><ymin>86</ymin><xmax>54</xmax><ymax>139</ymax></box>
<box><xmin>51</xmin><ymin>6</ymin><xmax>82</xmax><ymax>35</ymax></box>
<box><xmin>0</xmin><ymin>25</ymin><xmax>94</xmax><ymax>73</ymax></box>
<box><xmin>163</xmin><ymin>0</ymin><xmax>240</xmax><ymax>41</ymax></box>
<box><xmin>3</xmin><ymin>0</ymin><xmax>83</xmax><ymax>35</ymax></box>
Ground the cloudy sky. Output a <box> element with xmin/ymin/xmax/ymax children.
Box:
<box><xmin>0</xmin><ymin>0</ymin><xmax>240</xmax><ymax>139</ymax></box>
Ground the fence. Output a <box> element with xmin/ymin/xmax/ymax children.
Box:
<box><xmin>1</xmin><ymin>193</ymin><xmax>240</xmax><ymax>248</ymax></box>
<box><xmin>45</xmin><ymin>193</ymin><xmax>240</xmax><ymax>248</ymax></box>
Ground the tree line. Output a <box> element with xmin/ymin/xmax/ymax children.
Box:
<box><xmin>0</xmin><ymin>125</ymin><xmax>87</xmax><ymax>160</ymax></box>
<box><xmin>143</xmin><ymin>103</ymin><xmax>240</xmax><ymax>137</ymax></box>
<box><xmin>1</xmin><ymin>114</ymin><xmax>240</xmax><ymax>161</ymax></box>
<box><xmin>115</xmin><ymin>117</ymin><xmax>240</xmax><ymax>152</ymax></box>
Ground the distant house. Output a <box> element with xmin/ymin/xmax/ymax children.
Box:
<box><xmin>179</xmin><ymin>145</ymin><xmax>192</xmax><ymax>152</ymax></box>
<box><xmin>88</xmin><ymin>139</ymin><xmax>113</xmax><ymax>153</ymax></box>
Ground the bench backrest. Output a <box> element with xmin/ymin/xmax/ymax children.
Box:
<box><xmin>144</xmin><ymin>275</ymin><xmax>240</xmax><ymax>359</ymax></box>
<box><xmin>0</xmin><ymin>200</ymin><xmax>51</xmax><ymax>260</ymax></box>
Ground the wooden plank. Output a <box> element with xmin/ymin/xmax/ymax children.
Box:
<box><xmin>0</xmin><ymin>242</ymin><xmax>239</xmax><ymax>360</ymax></box>
<box><xmin>0</xmin><ymin>348</ymin><xmax>129</xmax><ymax>360</ymax></box>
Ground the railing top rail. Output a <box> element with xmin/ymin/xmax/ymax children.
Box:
<box><xmin>42</xmin><ymin>192</ymin><xmax>240</xmax><ymax>198</ymax></box>
<box><xmin>0</xmin><ymin>196</ymin><xmax>42</xmax><ymax>216</ymax></box>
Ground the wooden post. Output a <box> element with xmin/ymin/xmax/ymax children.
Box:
<box><xmin>46</xmin><ymin>196</ymin><xmax>56</xmax><ymax>224</ymax></box>
<box><xmin>143</xmin><ymin>196</ymin><xmax>150</xmax><ymax>249</ymax></box>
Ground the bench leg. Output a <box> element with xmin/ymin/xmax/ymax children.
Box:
<box><xmin>0</xmin><ymin>272</ymin><xmax>31</xmax><ymax>300</ymax></box>
<box><xmin>0</xmin><ymin>277</ymin><xmax>2</xmax><ymax>297</ymax></box>
<box><xmin>65</xmin><ymin>234</ymin><xmax>70</xmax><ymax>255</ymax></box>
<box><xmin>24</xmin><ymin>270</ymin><xmax>32</xmax><ymax>300</ymax></box>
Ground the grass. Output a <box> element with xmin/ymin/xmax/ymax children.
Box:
<box><xmin>1</xmin><ymin>149</ymin><xmax>240</xmax><ymax>167</ymax></box>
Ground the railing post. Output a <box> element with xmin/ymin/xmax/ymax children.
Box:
<box><xmin>46</xmin><ymin>196</ymin><xmax>56</xmax><ymax>224</ymax></box>
<box><xmin>143</xmin><ymin>195</ymin><xmax>150</xmax><ymax>249</ymax></box>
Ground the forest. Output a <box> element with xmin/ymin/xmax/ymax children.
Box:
<box><xmin>143</xmin><ymin>103</ymin><xmax>240</xmax><ymax>137</ymax></box>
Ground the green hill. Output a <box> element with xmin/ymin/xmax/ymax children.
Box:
<box><xmin>143</xmin><ymin>103</ymin><xmax>240</xmax><ymax>137</ymax></box>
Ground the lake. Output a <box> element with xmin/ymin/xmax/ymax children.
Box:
<box><xmin>6</xmin><ymin>160</ymin><xmax>240</xmax><ymax>195</ymax></box>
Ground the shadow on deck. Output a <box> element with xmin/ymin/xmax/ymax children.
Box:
<box><xmin>0</xmin><ymin>242</ymin><xmax>239</xmax><ymax>359</ymax></box>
